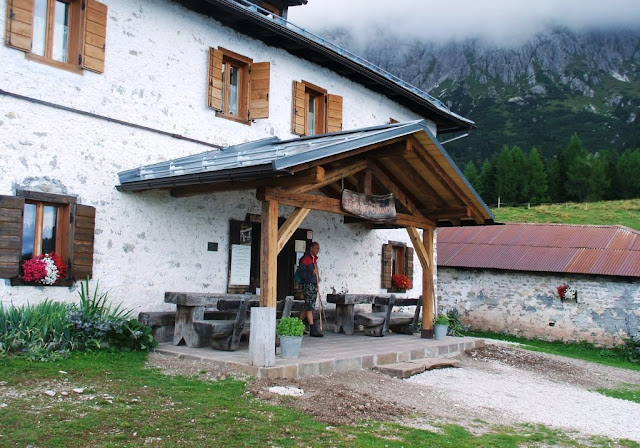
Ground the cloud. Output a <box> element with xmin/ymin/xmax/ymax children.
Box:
<box><xmin>288</xmin><ymin>0</ymin><xmax>640</xmax><ymax>44</ymax></box>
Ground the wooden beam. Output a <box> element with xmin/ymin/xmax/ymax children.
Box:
<box><xmin>288</xmin><ymin>160</ymin><xmax>367</xmax><ymax>194</ymax></box>
<box><xmin>421</xmin><ymin>227</ymin><xmax>435</xmax><ymax>338</ymax></box>
<box><xmin>285</xmin><ymin>136</ymin><xmax>408</xmax><ymax>174</ymax></box>
<box><xmin>169</xmin><ymin>167</ymin><xmax>325</xmax><ymax>197</ymax></box>
<box><xmin>406</xmin><ymin>227</ymin><xmax>430</xmax><ymax>269</ymax></box>
<box><xmin>258</xmin><ymin>187</ymin><xmax>435</xmax><ymax>228</ymax></box>
<box><xmin>371</xmin><ymin>162</ymin><xmax>430</xmax><ymax>222</ymax></box>
<box><xmin>410</xmin><ymin>136</ymin><xmax>485</xmax><ymax>224</ymax></box>
<box><xmin>260</xmin><ymin>200</ymin><xmax>278</xmax><ymax>307</ymax></box>
<box><xmin>423</xmin><ymin>206</ymin><xmax>472</xmax><ymax>220</ymax></box>
<box><xmin>360</xmin><ymin>161</ymin><xmax>373</xmax><ymax>194</ymax></box>
<box><xmin>277</xmin><ymin>207</ymin><xmax>310</xmax><ymax>254</ymax></box>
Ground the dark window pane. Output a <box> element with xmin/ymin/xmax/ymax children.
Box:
<box><xmin>22</xmin><ymin>204</ymin><xmax>37</xmax><ymax>261</ymax></box>
<box><xmin>41</xmin><ymin>206</ymin><xmax>58</xmax><ymax>254</ymax></box>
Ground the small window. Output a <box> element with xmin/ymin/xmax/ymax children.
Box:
<box><xmin>381</xmin><ymin>242</ymin><xmax>414</xmax><ymax>290</ymax></box>
<box><xmin>5</xmin><ymin>0</ymin><xmax>108</xmax><ymax>73</ymax></box>
<box><xmin>292</xmin><ymin>80</ymin><xmax>342</xmax><ymax>136</ymax></box>
<box><xmin>0</xmin><ymin>191</ymin><xmax>96</xmax><ymax>285</ymax></box>
<box><xmin>261</xmin><ymin>2</ymin><xmax>282</xmax><ymax>16</ymax></box>
<box><xmin>208</xmin><ymin>47</ymin><xmax>271</xmax><ymax>123</ymax></box>
<box><xmin>21</xmin><ymin>202</ymin><xmax>67</xmax><ymax>262</ymax></box>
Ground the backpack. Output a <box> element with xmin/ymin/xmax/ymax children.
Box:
<box><xmin>294</xmin><ymin>268</ymin><xmax>304</xmax><ymax>285</ymax></box>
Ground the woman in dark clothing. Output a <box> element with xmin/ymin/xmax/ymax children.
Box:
<box><xmin>297</xmin><ymin>242</ymin><xmax>323</xmax><ymax>337</ymax></box>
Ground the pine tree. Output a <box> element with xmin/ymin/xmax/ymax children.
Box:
<box><xmin>586</xmin><ymin>153</ymin><xmax>609</xmax><ymax>201</ymax></box>
<box><xmin>496</xmin><ymin>145</ymin><xmax>528</xmax><ymax>204</ymax></box>
<box><xmin>548</xmin><ymin>156</ymin><xmax>564</xmax><ymax>203</ymax></box>
<box><xmin>618</xmin><ymin>148</ymin><xmax>640</xmax><ymax>199</ymax></box>
<box><xmin>463</xmin><ymin>161</ymin><xmax>479</xmax><ymax>191</ymax></box>
<box><xmin>602</xmin><ymin>149</ymin><xmax>621</xmax><ymax>200</ymax></box>
<box><xmin>527</xmin><ymin>147</ymin><xmax>549</xmax><ymax>204</ymax></box>
<box><xmin>563</xmin><ymin>134</ymin><xmax>591</xmax><ymax>202</ymax></box>
<box><xmin>478</xmin><ymin>159</ymin><xmax>498</xmax><ymax>206</ymax></box>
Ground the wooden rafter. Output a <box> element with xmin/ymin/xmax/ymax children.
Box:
<box><xmin>409</xmin><ymin>136</ymin><xmax>485</xmax><ymax>223</ymax></box>
<box><xmin>287</xmin><ymin>160</ymin><xmax>367</xmax><ymax>194</ymax></box>
<box><xmin>386</xmin><ymin>156</ymin><xmax>446</xmax><ymax>208</ymax></box>
<box><xmin>276</xmin><ymin>207</ymin><xmax>310</xmax><ymax>254</ymax></box>
<box><xmin>169</xmin><ymin>167</ymin><xmax>325</xmax><ymax>197</ymax></box>
<box><xmin>370</xmin><ymin>162</ymin><xmax>430</xmax><ymax>222</ymax></box>
<box><xmin>257</xmin><ymin>187</ymin><xmax>435</xmax><ymax>229</ymax></box>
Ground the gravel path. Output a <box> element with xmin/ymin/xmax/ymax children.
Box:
<box><xmin>406</xmin><ymin>344</ymin><xmax>640</xmax><ymax>442</ymax></box>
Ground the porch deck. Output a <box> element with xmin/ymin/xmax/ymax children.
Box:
<box><xmin>154</xmin><ymin>332</ymin><xmax>484</xmax><ymax>379</ymax></box>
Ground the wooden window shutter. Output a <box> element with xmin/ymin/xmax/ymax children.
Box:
<box><xmin>291</xmin><ymin>81</ymin><xmax>306</xmax><ymax>135</ymax></box>
<box><xmin>0</xmin><ymin>195</ymin><xmax>25</xmax><ymax>278</ymax></box>
<box><xmin>381</xmin><ymin>243</ymin><xmax>393</xmax><ymax>289</ymax></box>
<box><xmin>4</xmin><ymin>0</ymin><xmax>34</xmax><ymax>52</ymax></box>
<box><xmin>248</xmin><ymin>62</ymin><xmax>270</xmax><ymax>120</ymax></box>
<box><xmin>326</xmin><ymin>94</ymin><xmax>343</xmax><ymax>133</ymax></box>
<box><xmin>71</xmin><ymin>204</ymin><xmax>96</xmax><ymax>280</ymax></box>
<box><xmin>406</xmin><ymin>247</ymin><xmax>414</xmax><ymax>289</ymax></box>
<box><xmin>207</xmin><ymin>47</ymin><xmax>223</xmax><ymax>111</ymax></box>
<box><xmin>81</xmin><ymin>0</ymin><xmax>107</xmax><ymax>73</ymax></box>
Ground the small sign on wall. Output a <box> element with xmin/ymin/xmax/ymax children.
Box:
<box><xmin>229</xmin><ymin>244</ymin><xmax>251</xmax><ymax>285</ymax></box>
<box><xmin>295</xmin><ymin>240</ymin><xmax>307</xmax><ymax>253</ymax></box>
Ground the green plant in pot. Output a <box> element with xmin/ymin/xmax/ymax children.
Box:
<box><xmin>276</xmin><ymin>317</ymin><xmax>305</xmax><ymax>359</ymax></box>
<box><xmin>434</xmin><ymin>314</ymin><xmax>449</xmax><ymax>340</ymax></box>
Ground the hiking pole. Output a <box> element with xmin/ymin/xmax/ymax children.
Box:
<box><xmin>314</xmin><ymin>263</ymin><xmax>328</xmax><ymax>331</ymax></box>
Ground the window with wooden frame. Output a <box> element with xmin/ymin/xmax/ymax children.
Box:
<box><xmin>260</xmin><ymin>2</ymin><xmax>282</xmax><ymax>16</ymax></box>
<box><xmin>207</xmin><ymin>47</ymin><xmax>270</xmax><ymax>124</ymax></box>
<box><xmin>291</xmin><ymin>80</ymin><xmax>343</xmax><ymax>136</ymax></box>
<box><xmin>0</xmin><ymin>191</ymin><xmax>96</xmax><ymax>286</ymax></box>
<box><xmin>4</xmin><ymin>0</ymin><xmax>108</xmax><ymax>73</ymax></box>
<box><xmin>381</xmin><ymin>242</ymin><xmax>414</xmax><ymax>290</ymax></box>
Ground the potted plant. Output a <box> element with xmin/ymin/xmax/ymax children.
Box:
<box><xmin>276</xmin><ymin>317</ymin><xmax>305</xmax><ymax>359</ymax></box>
<box><xmin>434</xmin><ymin>314</ymin><xmax>449</xmax><ymax>340</ymax></box>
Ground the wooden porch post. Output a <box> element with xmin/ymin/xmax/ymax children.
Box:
<box><xmin>249</xmin><ymin>199</ymin><xmax>278</xmax><ymax>367</ymax></box>
<box><xmin>421</xmin><ymin>227</ymin><xmax>435</xmax><ymax>338</ymax></box>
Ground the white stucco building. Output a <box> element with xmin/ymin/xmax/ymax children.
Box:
<box><xmin>1</xmin><ymin>0</ymin><xmax>492</xmax><ymax>334</ymax></box>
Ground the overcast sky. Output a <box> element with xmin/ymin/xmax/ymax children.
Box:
<box><xmin>288</xmin><ymin>0</ymin><xmax>640</xmax><ymax>44</ymax></box>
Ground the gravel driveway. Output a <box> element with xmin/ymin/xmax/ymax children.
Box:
<box><xmin>150</xmin><ymin>340</ymin><xmax>640</xmax><ymax>443</ymax></box>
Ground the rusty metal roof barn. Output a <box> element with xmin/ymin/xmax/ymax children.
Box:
<box><xmin>437</xmin><ymin>223</ymin><xmax>640</xmax><ymax>278</ymax></box>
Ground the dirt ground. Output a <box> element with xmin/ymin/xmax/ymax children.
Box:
<box><xmin>148</xmin><ymin>341</ymin><xmax>640</xmax><ymax>442</ymax></box>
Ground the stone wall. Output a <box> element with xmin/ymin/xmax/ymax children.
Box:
<box><xmin>437</xmin><ymin>267</ymin><xmax>640</xmax><ymax>346</ymax></box>
<box><xmin>0</xmin><ymin>0</ymin><xmax>432</xmax><ymax>312</ymax></box>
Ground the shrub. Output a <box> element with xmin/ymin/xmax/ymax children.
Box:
<box><xmin>615</xmin><ymin>333</ymin><xmax>640</xmax><ymax>364</ymax></box>
<box><xmin>446</xmin><ymin>308</ymin><xmax>465</xmax><ymax>336</ymax></box>
<box><xmin>276</xmin><ymin>317</ymin><xmax>305</xmax><ymax>337</ymax></box>
<box><xmin>0</xmin><ymin>300</ymin><xmax>73</xmax><ymax>361</ymax></box>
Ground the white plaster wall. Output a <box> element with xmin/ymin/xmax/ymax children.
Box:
<box><xmin>438</xmin><ymin>267</ymin><xmax>640</xmax><ymax>346</ymax></box>
<box><xmin>0</xmin><ymin>0</ymin><xmax>434</xmax><ymax>312</ymax></box>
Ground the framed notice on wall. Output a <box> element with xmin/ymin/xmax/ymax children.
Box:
<box><xmin>229</xmin><ymin>244</ymin><xmax>251</xmax><ymax>285</ymax></box>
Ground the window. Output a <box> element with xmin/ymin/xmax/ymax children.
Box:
<box><xmin>208</xmin><ymin>47</ymin><xmax>271</xmax><ymax>123</ymax></box>
<box><xmin>5</xmin><ymin>0</ymin><xmax>107</xmax><ymax>73</ymax></box>
<box><xmin>0</xmin><ymin>191</ymin><xmax>96</xmax><ymax>285</ymax></box>
<box><xmin>381</xmin><ymin>242</ymin><xmax>414</xmax><ymax>290</ymax></box>
<box><xmin>291</xmin><ymin>80</ymin><xmax>343</xmax><ymax>136</ymax></box>
<box><xmin>261</xmin><ymin>2</ymin><xmax>282</xmax><ymax>16</ymax></box>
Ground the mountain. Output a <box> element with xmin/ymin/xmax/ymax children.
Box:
<box><xmin>323</xmin><ymin>26</ymin><xmax>640</xmax><ymax>165</ymax></box>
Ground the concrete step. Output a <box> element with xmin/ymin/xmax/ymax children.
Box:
<box><xmin>374</xmin><ymin>358</ymin><xmax>462</xmax><ymax>379</ymax></box>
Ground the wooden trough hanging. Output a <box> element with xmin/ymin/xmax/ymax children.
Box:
<box><xmin>340</xmin><ymin>189</ymin><xmax>396</xmax><ymax>221</ymax></box>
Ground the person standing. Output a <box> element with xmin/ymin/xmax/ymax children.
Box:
<box><xmin>297</xmin><ymin>242</ymin><xmax>323</xmax><ymax>337</ymax></box>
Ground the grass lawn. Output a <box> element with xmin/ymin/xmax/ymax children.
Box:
<box><xmin>596</xmin><ymin>384</ymin><xmax>640</xmax><ymax>404</ymax></box>
<box><xmin>467</xmin><ymin>330</ymin><xmax>640</xmax><ymax>372</ymax></box>
<box><xmin>491</xmin><ymin>199</ymin><xmax>640</xmax><ymax>230</ymax></box>
<box><xmin>1</xmin><ymin>351</ymin><xmax>637</xmax><ymax>447</ymax></box>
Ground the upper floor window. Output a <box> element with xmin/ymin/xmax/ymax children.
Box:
<box><xmin>261</xmin><ymin>2</ymin><xmax>282</xmax><ymax>16</ymax></box>
<box><xmin>208</xmin><ymin>47</ymin><xmax>271</xmax><ymax>124</ymax></box>
<box><xmin>5</xmin><ymin>0</ymin><xmax>107</xmax><ymax>74</ymax></box>
<box><xmin>292</xmin><ymin>80</ymin><xmax>343</xmax><ymax>136</ymax></box>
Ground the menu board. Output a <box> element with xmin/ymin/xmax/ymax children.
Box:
<box><xmin>229</xmin><ymin>244</ymin><xmax>251</xmax><ymax>285</ymax></box>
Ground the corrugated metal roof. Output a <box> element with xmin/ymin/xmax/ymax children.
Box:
<box><xmin>437</xmin><ymin>223</ymin><xmax>640</xmax><ymax>278</ymax></box>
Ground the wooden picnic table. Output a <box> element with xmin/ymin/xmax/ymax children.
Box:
<box><xmin>327</xmin><ymin>294</ymin><xmax>421</xmax><ymax>335</ymax></box>
<box><xmin>164</xmin><ymin>292</ymin><xmax>253</xmax><ymax>347</ymax></box>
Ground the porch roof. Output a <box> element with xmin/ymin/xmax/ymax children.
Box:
<box><xmin>117</xmin><ymin>120</ymin><xmax>494</xmax><ymax>226</ymax></box>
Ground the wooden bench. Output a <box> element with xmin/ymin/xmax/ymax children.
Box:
<box><xmin>355</xmin><ymin>295</ymin><xmax>422</xmax><ymax>337</ymax></box>
<box><xmin>191</xmin><ymin>296</ymin><xmax>297</xmax><ymax>351</ymax></box>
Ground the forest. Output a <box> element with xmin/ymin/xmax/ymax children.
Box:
<box><xmin>462</xmin><ymin>134</ymin><xmax>640</xmax><ymax>207</ymax></box>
